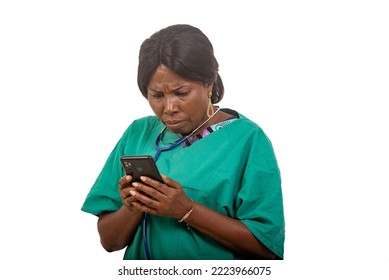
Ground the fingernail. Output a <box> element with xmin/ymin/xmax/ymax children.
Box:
<box><xmin>129</xmin><ymin>190</ymin><xmax>136</xmax><ymax>196</ymax></box>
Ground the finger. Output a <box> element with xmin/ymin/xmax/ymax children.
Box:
<box><xmin>118</xmin><ymin>175</ymin><xmax>133</xmax><ymax>191</ymax></box>
<box><xmin>132</xmin><ymin>179</ymin><xmax>168</xmax><ymax>199</ymax></box>
<box><xmin>120</xmin><ymin>187</ymin><xmax>136</xmax><ymax>201</ymax></box>
<box><xmin>131</xmin><ymin>201</ymin><xmax>157</xmax><ymax>215</ymax></box>
<box><xmin>160</xmin><ymin>174</ymin><xmax>182</xmax><ymax>189</ymax></box>
<box><xmin>139</xmin><ymin>175</ymin><xmax>176</xmax><ymax>193</ymax></box>
<box><xmin>124</xmin><ymin>195</ymin><xmax>140</xmax><ymax>207</ymax></box>
<box><xmin>129</xmin><ymin>189</ymin><xmax>160</xmax><ymax>209</ymax></box>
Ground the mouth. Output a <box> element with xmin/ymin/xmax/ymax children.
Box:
<box><xmin>164</xmin><ymin>120</ymin><xmax>184</xmax><ymax>131</ymax></box>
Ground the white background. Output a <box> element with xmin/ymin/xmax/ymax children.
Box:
<box><xmin>1</xmin><ymin>0</ymin><xmax>388</xmax><ymax>279</ymax></box>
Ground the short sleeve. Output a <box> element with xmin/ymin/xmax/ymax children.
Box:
<box><xmin>236</xmin><ymin>129</ymin><xmax>285</xmax><ymax>259</ymax></box>
<box><xmin>81</xmin><ymin>116</ymin><xmax>161</xmax><ymax>216</ymax></box>
<box><xmin>80</xmin><ymin>131</ymin><xmax>128</xmax><ymax>216</ymax></box>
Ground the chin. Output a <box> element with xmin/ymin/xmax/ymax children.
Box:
<box><xmin>168</xmin><ymin>127</ymin><xmax>187</xmax><ymax>135</ymax></box>
<box><xmin>164</xmin><ymin>122</ymin><xmax>189</xmax><ymax>135</ymax></box>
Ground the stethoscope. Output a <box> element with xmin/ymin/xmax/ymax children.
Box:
<box><xmin>153</xmin><ymin>127</ymin><xmax>188</xmax><ymax>161</ymax></box>
<box><xmin>142</xmin><ymin>127</ymin><xmax>189</xmax><ymax>260</ymax></box>
<box><xmin>141</xmin><ymin>108</ymin><xmax>221</xmax><ymax>259</ymax></box>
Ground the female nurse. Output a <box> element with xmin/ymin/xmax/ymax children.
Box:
<box><xmin>81</xmin><ymin>24</ymin><xmax>285</xmax><ymax>260</ymax></box>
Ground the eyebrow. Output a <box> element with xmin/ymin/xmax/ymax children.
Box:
<box><xmin>148</xmin><ymin>85</ymin><xmax>188</xmax><ymax>92</ymax></box>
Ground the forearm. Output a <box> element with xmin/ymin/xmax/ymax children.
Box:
<box><xmin>184</xmin><ymin>202</ymin><xmax>275</xmax><ymax>259</ymax></box>
<box><xmin>97</xmin><ymin>206</ymin><xmax>143</xmax><ymax>252</ymax></box>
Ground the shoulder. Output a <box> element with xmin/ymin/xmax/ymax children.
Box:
<box><xmin>122</xmin><ymin>115</ymin><xmax>161</xmax><ymax>135</ymax></box>
<box><xmin>114</xmin><ymin>115</ymin><xmax>162</xmax><ymax>146</ymax></box>
<box><xmin>129</xmin><ymin>115</ymin><xmax>160</xmax><ymax>127</ymax></box>
<box><xmin>223</xmin><ymin>109</ymin><xmax>276</xmax><ymax>153</ymax></box>
<box><xmin>222</xmin><ymin>108</ymin><xmax>267</xmax><ymax>136</ymax></box>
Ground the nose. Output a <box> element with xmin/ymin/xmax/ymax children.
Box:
<box><xmin>163</xmin><ymin>95</ymin><xmax>178</xmax><ymax>115</ymax></box>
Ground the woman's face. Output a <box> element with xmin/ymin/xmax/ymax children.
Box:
<box><xmin>147</xmin><ymin>65</ymin><xmax>212</xmax><ymax>135</ymax></box>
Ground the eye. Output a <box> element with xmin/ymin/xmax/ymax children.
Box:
<box><xmin>176</xmin><ymin>91</ymin><xmax>189</xmax><ymax>97</ymax></box>
<box><xmin>149</xmin><ymin>91</ymin><xmax>164</xmax><ymax>99</ymax></box>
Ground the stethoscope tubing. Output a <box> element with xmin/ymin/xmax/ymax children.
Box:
<box><xmin>143</xmin><ymin>127</ymin><xmax>187</xmax><ymax>260</ymax></box>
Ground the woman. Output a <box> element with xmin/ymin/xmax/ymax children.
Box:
<box><xmin>81</xmin><ymin>24</ymin><xmax>285</xmax><ymax>260</ymax></box>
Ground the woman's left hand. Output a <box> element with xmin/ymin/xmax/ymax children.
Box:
<box><xmin>129</xmin><ymin>175</ymin><xmax>192</xmax><ymax>220</ymax></box>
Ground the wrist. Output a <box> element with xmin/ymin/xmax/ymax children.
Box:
<box><xmin>178</xmin><ymin>199</ymin><xmax>194</xmax><ymax>223</ymax></box>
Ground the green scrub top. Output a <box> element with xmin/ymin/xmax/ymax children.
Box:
<box><xmin>81</xmin><ymin>110</ymin><xmax>285</xmax><ymax>259</ymax></box>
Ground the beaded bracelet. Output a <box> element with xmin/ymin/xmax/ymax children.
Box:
<box><xmin>178</xmin><ymin>199</ymin><xmax>194</xmax><ymax>223</ymax></box>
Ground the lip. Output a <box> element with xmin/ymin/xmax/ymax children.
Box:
<box><xmin>164</xmin><ymin>120</ymin><xmax>184</xmax><ymax>130</ymax></box>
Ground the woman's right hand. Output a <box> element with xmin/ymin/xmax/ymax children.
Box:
<box><xmin>118</xmin><ymin>175</ymin><xmax>140</xmax><ymax>211</ymax></box>
<box><xmin>98</xmin><ymin>175</ymin><xmax>144</xmax><ymax>252</ymax></box>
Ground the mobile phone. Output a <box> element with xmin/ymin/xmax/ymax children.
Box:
<box><xmin>120</xmin><ymin>155</ymin><xmax>163</xmax><ymax>183</ymax></box>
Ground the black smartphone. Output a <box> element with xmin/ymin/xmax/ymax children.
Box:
<box><xmin>120</xmin><ymin>155</ymin><xmax>163</xmax><ymax>183</ymax></box>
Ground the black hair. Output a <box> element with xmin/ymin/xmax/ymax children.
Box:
<box><xmin>137</xmin><ymin>24</ymin><xmax>224</xmax><ymax>103</ymax></box>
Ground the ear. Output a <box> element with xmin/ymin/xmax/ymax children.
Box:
<box><xmin>206</xmin><ymin>83</ymin><xmax>213</xmax><ymax>94</ymax></box>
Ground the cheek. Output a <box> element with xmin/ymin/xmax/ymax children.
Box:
<box><xmin>186</xmin><ymin>105</ymin><xmax>205</xmax><ymax>123</ymax></box>
<box><xmin>148</xmin><ymin>100</ymin><xmax>162</xmax><ymax>117</ymax></box>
